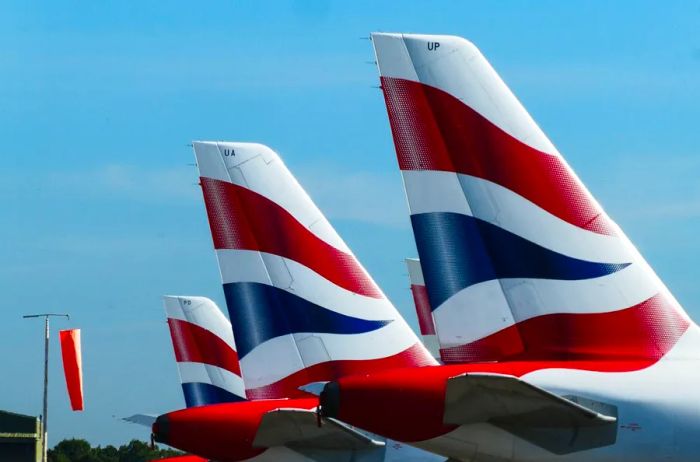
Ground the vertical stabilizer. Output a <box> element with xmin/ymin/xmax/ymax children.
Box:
<box><xmin>372</xmin><ymin>33</ymin><xmax>692</xmax><ymax>364</ymax></box>
<box><xmin>406</xmin><ymin>258</ymin><xmax>439</xmax><ymax>359</ymax></box>
<box><xmin>193</xmin><ymin>141</ymin><xmax>436</xmax><ymax>399</ymax></box>
<box><xmin>163</xmin><ymin>295</ymin><xmax>246</xmax><ymax>407</ymax></box>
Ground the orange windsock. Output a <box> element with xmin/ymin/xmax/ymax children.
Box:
<box><xmin>59</xmin><ymin>329</ymin><xmax>84</xmax><ymax>411</ymax></box>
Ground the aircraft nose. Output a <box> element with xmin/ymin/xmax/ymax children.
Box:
<box><xmin>152</xmin><ymin>414</ymin><xmax>170</xmax><ymax>444</ymax></box>
<box><xmin>319</xmin><ymin>381</ymin><xmax>340</xmax><ymax>418</ymax></box>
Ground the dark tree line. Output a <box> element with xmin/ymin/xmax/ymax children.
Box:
<box><xmin>48</xmin><ymin>438</ymin><xmax>183</xmax><ymax>462</ymax></box>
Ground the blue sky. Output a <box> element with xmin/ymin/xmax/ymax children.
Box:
<box><xmin>1</xmin><ymin>0</ymin><xmax>700</xmax><ymax>447</ymax></box>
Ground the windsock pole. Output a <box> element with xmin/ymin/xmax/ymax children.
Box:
<box><xmin>23</xmin><ymin>313</ymin><xmax>70</xmax><ymax>462</ymax></box>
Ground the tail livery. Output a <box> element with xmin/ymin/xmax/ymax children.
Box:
<box><xmin>372</xmin><ymin>33</ymin><xmax>692</xmax><ymax>365</ymax></box>
<box><xmin>163</xmin><ymin>295</ymin><xmax>246</xmax><ymax>407</ymax></box>
<box><xmin>406</xmin><ymin>258</ymin><xmax>439</xmax><ymax>359</ymax></box>
<box><xmin>313</xmin><ymin>34</ymin><xmax>700</xmax><ymax>462</ymax></box>
<box><xmin>193</xmin><ymin>141</ymin><xmax>436</xmax><ymax>399</ymax></box>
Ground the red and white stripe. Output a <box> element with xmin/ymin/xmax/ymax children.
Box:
<box><xmin>372</xmin><ymin>33</ymin><xmax>693</xmax><ymax>364</ymax></box>
<box><xmin>194</xmin><ymin>141</ymin><xmax>436</xmax><ymax>398</ymax></box>
<box><xmin>163</xmin><ymin>295</ymin><xmax>246</xmax><ymax>400</ymax></box>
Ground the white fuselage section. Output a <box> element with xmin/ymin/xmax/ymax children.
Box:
<box><xmin>413</xmin><ymin>326</ymin><xmax>700</xmax><ymax>462</ymax></box>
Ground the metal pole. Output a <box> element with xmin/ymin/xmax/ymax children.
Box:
<box><xmin>42</xmin><ymin>316</ymin><xmax>49</xmax><ymax>462</ymax></box>
<box><xmin>23</xmin><ymin>313</ymin><xmax>69</xmax><ymax>462</ymax></box>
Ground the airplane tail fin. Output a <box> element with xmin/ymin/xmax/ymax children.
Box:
<box><xmin>193</xmin><ymin>141</ymin><xmax>436</xmax><ymax>399</ymax></box>
<box><xmin>372</xmin><ymin>33</ymin><xmax>692</xmax><ymax>365</ymax></box>
<box><xmin>163</xmin><ymin>295</ymin><xmax>247</xmax><ymax>407</ymax></box>
<box><xmin>406</xmin><ymin>258</ymin><xmax>439</xmax><ymax>359</ymax></box>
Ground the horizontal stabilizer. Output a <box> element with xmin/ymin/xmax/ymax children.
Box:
<box><xmin>253</xmin><ymin>408</ymin><xmax>384</xmax><ymax>451</ymax></box>
<box><xmin>444</xmin><ymin>373</ymin><xmax>617</xmax><ymax>454</ymax></box>
<box><xmin>298</xmin><ymin>382</ymin><xmax>328</xmax><ymax>396</ymax></box>
<box><xmin>122</xmin><ymin>414</ymin><xmax>157</xmax><ymax>427</ymax></box>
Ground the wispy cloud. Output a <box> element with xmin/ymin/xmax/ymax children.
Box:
<box><xmin>595</xmin><ymin>154</ymin><xmax>700</xmax><ymax>221</ymax></box>
<box><xmin>0</xmin><ymin>47</ymin><xmax>371</xmax><ymax>95</ymax></box>
<box><xmin>3</xmin><ymin>162</ymin><xmax>411</xmax><ymax>227</ymax></box>
<box><xmin>635</xmin><ymin>201</ymin><xmax>700</xmax><ymax>220</ymax></box>
<box><xmin>25</xmin><ymin>164</ymin><xmax>201</xmax><ymax>204</ymax></box>
<box><xmin>505</xmin><ymin>63</ymin><xmax>700</xmax><ymax>98</ymax></box>
<box><xmin>296</xmin><ymin>165</ymin><xmax>410</xmax><ymax>229</ymax></box>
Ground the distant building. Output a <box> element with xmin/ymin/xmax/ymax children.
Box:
<box><xmin>0</xmin><ymin>410</ymin><xmax>42</xmax><ymax>462</ymax></box>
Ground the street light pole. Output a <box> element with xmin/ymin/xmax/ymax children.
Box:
<box><xmin>23</xmin><ymin>313</ymin><xmax>70</xmax><ymax>462</ymax></box>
